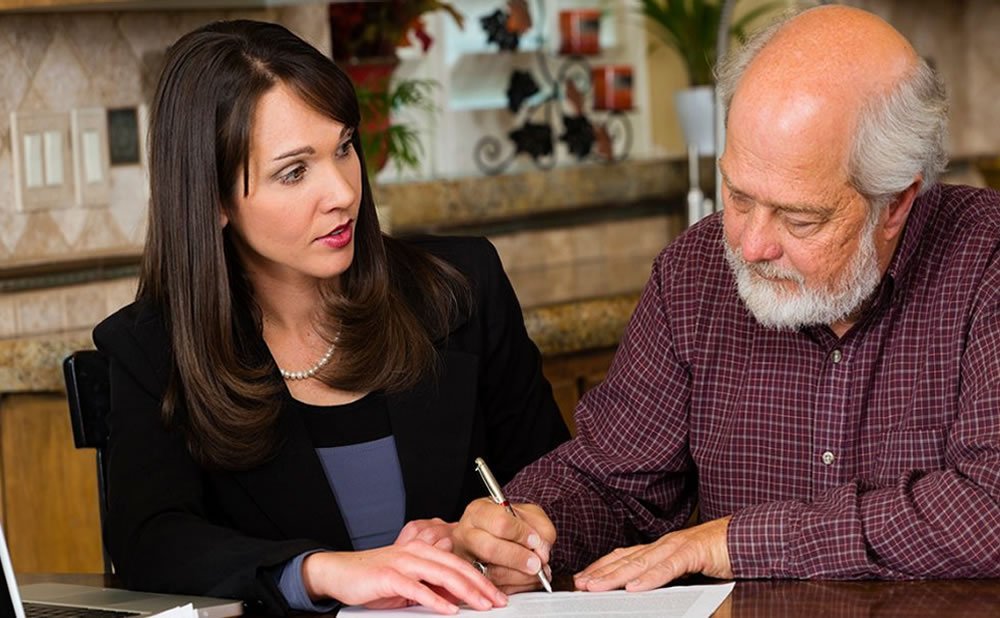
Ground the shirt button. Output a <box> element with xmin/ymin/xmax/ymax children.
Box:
<box><xmin>822</xmin><ymin>451</ymin><xmax>836</xmax><ymax>465</ymax></box>
<box><xmin>831</xmin><ymin>349</ymin><xmax>843</xmax><ymax>364</ymax></box>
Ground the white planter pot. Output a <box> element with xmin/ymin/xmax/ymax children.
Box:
<box><xmin>674</xmin><ymin>86</ymin><xmax>716</xmax><ymax>156</ymax></box>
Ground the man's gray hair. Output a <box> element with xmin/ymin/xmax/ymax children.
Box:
<box><xmin>715</xmin><ymin>7</ymin><xmax>949</xmax><ymax>203</ymax></box>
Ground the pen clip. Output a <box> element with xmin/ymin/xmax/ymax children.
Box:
<box><xmin>474</xmin><ymin>457</ymin><xmax>507</xmax><ymax>506</ymax></box>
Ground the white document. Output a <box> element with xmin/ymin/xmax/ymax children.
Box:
<box><xmin>340</xmin><ymin>582</ymin><xmax>735</xmax><ymax>617</ymax></box>
<box><xmin>148</xmin><ymin>603</ymin><xmax>198</xmax><ymax>618</ymax></box>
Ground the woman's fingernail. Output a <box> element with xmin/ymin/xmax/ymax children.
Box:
<box><xmin>527</xmin><ymin>534</ymin><xmax>541</xmax><ymax>549</ymax></box>
<box><xmin>495</xmin><ymin>591</ymin><xmax>508</xmax><ymax>605</ymax></box>
<box><xmin>527</xmin><ymin>555</ymin><xmax>541</xmax><ymax>572</ymax></box>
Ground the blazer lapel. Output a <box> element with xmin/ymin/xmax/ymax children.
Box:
<box><xmin>232</xmin><ymin>395</ymin><xmax>354</xmax><ymax>551</ymax></box>
<box><xmin>389</xmin><ymin>349</ymin><xmax>479</xmax><ymax>521</ymax></box>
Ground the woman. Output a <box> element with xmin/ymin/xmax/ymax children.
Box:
<box><xmin>94</xmin><ymin>19</ymin><xmax>568</xmax><ymax>616</ymax></box>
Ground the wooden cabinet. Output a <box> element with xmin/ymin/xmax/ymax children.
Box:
<box><xmin>0</xmin><ymin>393</ymin><xmax>103</xmax><ymax>573</ymax></box>
<box><xmin>542</xmin><ymin>347</ymin><xmax>617</xmax><ymax>436</ymax></box>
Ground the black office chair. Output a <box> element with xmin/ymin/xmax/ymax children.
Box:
<box><xmin>63</xmin><ymin>349</ymin><xmax>113</xmax><ymax>574</ymax></box>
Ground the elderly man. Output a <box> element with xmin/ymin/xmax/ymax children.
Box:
<box><xmin>452</xmin><ymin>4</ymin><xmax>1000</xmax><ymax>592</ymax></box>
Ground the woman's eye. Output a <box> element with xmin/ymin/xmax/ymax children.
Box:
<box><xmin>335</xmin><ymin>140</ymin><xmax>354</xmax><ymax>159</ymax></box>
<box><xmin>278</xmin><ymin>165</ymin><xmax>306</xmax><ymax>185</ymax></box>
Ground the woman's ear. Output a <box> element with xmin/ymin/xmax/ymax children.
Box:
<box><xmin>219</xmin><ymin>207</ymin><xmax>229</xmax><ymax>228</ymax></box>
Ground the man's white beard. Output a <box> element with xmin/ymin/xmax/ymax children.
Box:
<box><xmin>723</xmin><ymin>210</ymin><xmax>884</xmax><ymax>330</ymax></box>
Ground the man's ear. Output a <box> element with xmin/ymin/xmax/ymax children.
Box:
<box><xmin>882</xmin><ymin>177</ymin><xmax>921</xmax><ymax>242</ymax></box>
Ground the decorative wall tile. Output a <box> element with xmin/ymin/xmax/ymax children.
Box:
<box><xmin>5</xmin><ymin>15</ymin><xmax>54</xmax><ymax>77</ymax></box>
<box><xmin>104</xmin><ymin>277</ymin><xmax>139</xmax><ymax>316</ymax></box>
<box><xmin>76</xmin><ymin>209</ymin><xmax>129</xmax><ymax>252</ymax></box>
<box><xmin>0</xmin><ymin>35</ymin><xmax>31</xmax><ymax>126</ymax></box>
<box><xmin>540</xmin><ymin>229</ymin><xmax>574</xmax><ymax>267</ymax></box>
<box><xmin>116</xmin><ymin>12</ymin><xmax>186</xmax><ymax>65</ymax></box>
<box><xmin>61</xmin><ymin>284</ymin><xmax>109</xmax><ymax>331</ymax></box>
<box><xmin>570</xmin><ymin>225</ymin><xmax>605</xmax><ymax>263</ymax></box>
<box><xmin>571</xmin><ymin>260</ymin><xmax>610</xmax><ymax>301</ymax></box>
<box><xmin>55</xmin><ymin>209</ymin><xmax>89</xmax><ymax>247</ymax></box>
<box><xmin>31</xmin><ymin>36</ymin><xmax>94</xmax><ymax>111</ymax></box>
<box><xmin>508</xmin><ymin>269</ymin><xmax>556</xmax><ymax>309</ymax></box>
<box><xmin>607</xmin><ymin>256</ymin><xmax>655</xmax><ymax>294</ymax></box>
<box><xmin>0</xmin><ymin>296</ymin><xmax>16</xmax><ymax>339</ymax></box>
<box><xmin>108</xmin><ymin>167</ymin><xmax>148</xmax><ymax>244</ymax></box>
<box><xmin>91</xmin><ymin>43</ymin><xmax>143</xmax><ymax>106</ymax></box>
<box><xmin>15</xmin><ymin>290</ymin><xmax>64</xmax><ymax>336</ymax></box>
<box><xmin>12</xmin><ymin>211</ymin><xmax>68</xmax><ymax>259</ymax></box>
<box><xmin>0</xmin><ymin>212</ymin><xmax>29</xmax><ymax>258</ymax></box>
<box><xmin>275</xmin><ymin>7</ymin><xmax>331</xmax><ymax>55</ymax></box>
<box><xmin>16</xmin><ymin>88</ymin><xmax>48</xmax><ymax>114</ymax></box>
<box><xmin>503</xmin><ymin>230</ymin><xmax>548</xmax><ymax>271</ymax></box>
<box><xmin>603</xmin><ymin>219</ymin><xmax>647</xmax><ymax>258</ymax></box>
<box><xmin>0</xmin><ymin>152</ymin><xmax>15</xmax><ymax>214</ymax></box>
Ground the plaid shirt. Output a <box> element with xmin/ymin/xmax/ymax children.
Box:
<box><xmin>508</xmin><ymin>183</ymin><xmax>1000</xmax><ymax>579</ymax></box>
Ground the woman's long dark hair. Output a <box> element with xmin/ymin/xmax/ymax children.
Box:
<box><xmin>140</xmin><ymin>20</ymin><xmax>469</xmax><ymax>471</ymax></box>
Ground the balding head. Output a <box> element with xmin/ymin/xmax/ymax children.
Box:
<box><xmin>717</xmin><ymin>5</ymin><xmax>948</xmax><ymax>203</ymax></box>
<box><xmin>746</xmin><ymin>6</ymin><xmax>917</xmax><ymax>107</ymax></box>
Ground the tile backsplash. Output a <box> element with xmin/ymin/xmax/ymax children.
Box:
<box><xmin>0</xmin><ymin>212</ymin><xmax>682</xmax><ymax>340</ymax></box>
<box><xmin>0</xmin><ymin>5</ymin><xmax>329</xmax><ymax>268</ymax></box>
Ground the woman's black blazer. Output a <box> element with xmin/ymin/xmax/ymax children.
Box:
<box><xmin>93</xmin><ymin>236</ymin><xmax>569</xmax><ymax>615</ymax></box>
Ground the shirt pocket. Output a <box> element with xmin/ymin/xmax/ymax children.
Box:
<box><xmin>875</xmin><ymin>427</ymin><xmax>949</xmax><ymax>484</ymax></box>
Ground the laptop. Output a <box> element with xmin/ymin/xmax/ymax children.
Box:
<box><xmin>0</xmin><ymin>523</ymin><xmax>243</xmax><ymax>618</ymax></box>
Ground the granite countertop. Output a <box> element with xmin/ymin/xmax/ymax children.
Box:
<box><xmin>0</xmin><ymin>294</ymin><xmax>639</xmax><ymax>394</ymax></box>
<box><xmin>374</xmin><ymin>157</ymin><xmax>691</xmax><ymax>234</ymax></box>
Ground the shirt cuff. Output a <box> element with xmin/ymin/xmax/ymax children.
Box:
<box><xmin>273</xmin><ymin>550</ymin><xmax>341</xmax><ymax>613</ymax></box>
<box><xmin>727</xmin><ymin>501</ymin><xmax>802</xmax><ymax>579</ymax></box>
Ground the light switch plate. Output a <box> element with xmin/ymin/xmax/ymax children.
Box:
<box><xmin>71</xmin><ymin>107</ymin><xmax>111</xmax><ymax>207</ymax></box>
<box><xmin>10</xmin><ymin>111</ymin><xmax>75</xmax><ymax>212</ymax></box>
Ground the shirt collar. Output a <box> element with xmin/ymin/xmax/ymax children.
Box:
<box><xmin>884</xmin><ymin>183</ymin><xmax>938</xmax><ymax>285</ymax></box>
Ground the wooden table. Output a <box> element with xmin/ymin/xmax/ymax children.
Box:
<box><xmin>721</xmin><ymin>578</ymin><xmax>1000</xmax><ymax>616</ymax></box>
<box><xmin>18</xmin><ymin>574</ymin><xmax>1000</xmax><ymax>616</ymax></box>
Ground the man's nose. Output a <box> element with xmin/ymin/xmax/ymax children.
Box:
<box><xmin>738</xmin><ymin>208</ymin><xmax>783</xmax><ymax>263</ymax></box>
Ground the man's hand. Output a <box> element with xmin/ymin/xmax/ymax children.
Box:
<box><xmin>452</xmin><ymin>497</ymin><xmax>556</xmax><ymax>594</ymax></box>
<box><xmin>574</xmin><ymin>516</ymin><xmax>733</xmax><ymax>592</ymax></box>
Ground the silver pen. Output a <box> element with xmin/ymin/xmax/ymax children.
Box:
<box><xmin>473</xmin><ymin>457</ymin><xmax>553</xmax><ymax>593</ymax></box>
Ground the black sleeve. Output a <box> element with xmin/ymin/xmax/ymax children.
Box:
<box><xmin>473</xmin><ymin>239</ymin><xmax>570</xmax><ymax>485</ymax></box>
<box><xmin>95</xmin><ymin>319</ymin><xmax>320</xmax><ymax>616</ymax></box>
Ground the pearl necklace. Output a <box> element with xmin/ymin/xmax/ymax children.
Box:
<box><xmin>279</xmin><ymin>340</ymin><xmax>337</xmax><ymax>381</ymax></box>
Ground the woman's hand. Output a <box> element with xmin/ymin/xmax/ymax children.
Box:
<box><xmin>301</xmin><ymin>540</ymin><xmax>507</xmax><ymax>614</ymax></box>
<box><xmin>395</xmin><ymin>517</ymin><xmax>457</xmax><ymax>552</ymax></box>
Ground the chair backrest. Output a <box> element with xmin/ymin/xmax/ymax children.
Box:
<box><xmin>62</xmin><ymin>349</ymin><xmax>113</xmax><ymax>574</ymax></box>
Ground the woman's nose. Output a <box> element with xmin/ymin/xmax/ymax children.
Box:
<box><xmin>318</xmin><ymin>163</ymin><xmax>358</xmax><ymax>213</ymax></box>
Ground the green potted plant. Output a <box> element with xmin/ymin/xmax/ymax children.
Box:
<box><xmin>637</xmin><ymin>0</ymin><xmax>783</xmax><ymax>155</ymax></box>
<box><xmin>354</xmin><ymin>79</ymin><xmax>438</xmax><ymax>174</ymax></box>
<box><xmin>329</xmin><ymin>0</ymin><xmax>464</xmax><ymax>172</ymax></box>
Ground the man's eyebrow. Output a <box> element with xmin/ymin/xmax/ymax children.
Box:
<box><xmin>718</xmin><ymin>167</ymin><xmax>835</xmax><ymax>218</ymax></box>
